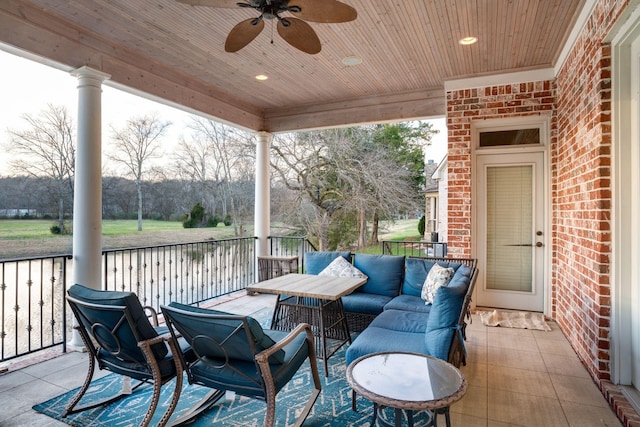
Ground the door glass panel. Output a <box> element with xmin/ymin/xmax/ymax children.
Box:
<box><xmin>486</xmin><ymin>165</ymin><xmax>533</xmax><ymax>292</ymax></box>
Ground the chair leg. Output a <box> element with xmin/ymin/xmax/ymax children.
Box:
<box><xmin>139</xmin><ymin>338</ymin><xmax>184</xmax><ymax>427</ymax></box>
<box><xmin>62</xmin><ymin>349</ymin><xmax>96</xmax><ymax>417</ymax></box>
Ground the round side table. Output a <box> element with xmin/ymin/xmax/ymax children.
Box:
<box><xmin>346</xmin><ymin>351</ymin><xmax>467</xmax><ymax>427</ymax></box>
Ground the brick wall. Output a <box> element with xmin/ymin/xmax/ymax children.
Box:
<box><xmin>553</xmin><ymin>0</ymin><xmax>622</xmax><ymax>383</ymax></box>
<box><xmin>444</xmin><ymin>0</ymin><xmax>626</xmax><ymax>399</ymax></box>
<box><xmin>445</xmin><ymin>82</ymin><xmax>556</xmax><ymax>259</ymax></box>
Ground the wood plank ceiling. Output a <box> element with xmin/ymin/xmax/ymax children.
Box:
<box><xmin>0</xmin><ymin>0</ymin><xmax>584</xmax><ymax>132</ymax></box>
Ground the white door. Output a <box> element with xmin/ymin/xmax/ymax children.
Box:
<box><xmin>475</xmin><ymin>152</ymin><xmax>545</xmax><ymax>311</ymax></box>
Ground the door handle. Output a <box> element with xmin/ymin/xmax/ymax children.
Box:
<box><xmin>504</xmin><ymin>243</ymin><xmax>544</xmax><ymax>247</ymax></box>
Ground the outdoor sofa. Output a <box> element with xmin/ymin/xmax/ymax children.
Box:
<box><xmin>304</xmin><ymin>252</ymin><xmax>478</xmax><ymax>368</ymax></box>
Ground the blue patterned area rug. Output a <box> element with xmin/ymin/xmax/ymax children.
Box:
<box><xmin>34</xmin><ymin>346</ymin><xmax>434</xmax><ymax>427</ymax></box>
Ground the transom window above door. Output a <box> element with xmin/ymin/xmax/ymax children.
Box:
<box><xmin>479</xmin><ymin>128</ymin><xmax>540</xmax><ymax>147</ymax></box>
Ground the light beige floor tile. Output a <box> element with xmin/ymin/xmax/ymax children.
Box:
<box><xmin>560</xmin><ymin>400</ymin><xmax>622</xmax><ymax>427</ymax></box>
<box><xmin>551</xmin><ymin>375</ymin><xmax>610</xmax><ymax>407</ymax></box>
<box><xmin>450</xmin><ymin>384</ymin><xmax>487</xmax><ymax>419</ymax></box>
<box><xmin>486</xmin><ymin>347</ymin><xmax>547</xmax><ymax>372</ymax></box>
<box><xmin>488</xmin><ymin>388</ymin><xmax>569</xmax><ymax>427</ymax></box>
<box><xmin>486</xmin><ymin>325</ymin><xmax>536</xmax><ymax>338</ymax></box>
<box><xmin>535</xmin><ymin>336</ymin><xmax>578</xmax><ymax>357</ymax></box>
<box><xmin>448</xmin><ymin>412</ymin><xmax>490</xmax><ymax>426</ymax></box>
<box><xmin>488</xmin><ymin>333</ymin><xmax>539</xmax><ymax>352</ymax></box>
<box><xmin>466</xmin><ymin>342</ymin><xmax>488</xmax><ymax>364</ymax></box>
<box><xmin>488</xmin><ymin>421</ymin><xmax>523</xmax><ymax>427</ymax></box>
<box><xmin>488</xmin><ymin>366</ymin><xmax>556</xmax><ymax>398</ymax></box>
<box><xmin>460</xmin><ymin>356</ymin><xmax>488</xmax><ymax>388</ymax></box>
<box><xmin>542</xmin><ymin>353</ymin><xmax>591</xmax><ymax>379</ymax></box>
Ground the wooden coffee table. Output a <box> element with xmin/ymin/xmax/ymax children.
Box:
<box><xmin>346</xmin><ymin>351</ymin><xmax>467</xmax><ymax>427</ymax></box>
<box><xmin>247</xmin><ymin>273</ymin><xmax>366</xmax><ymax>376</ymax></box>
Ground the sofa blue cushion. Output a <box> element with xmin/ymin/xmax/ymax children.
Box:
<box><xmin>447</xmin><ymin>264</ymin><xmax>472</xmax><ymax>290</ymax></box>
<box><xmin>402</xmin><ymin>258</ymin><xmax>470</xmax><ymax>296</ymax></box>
<box><xmin>305</xmin><ymin>251</ymin><xmax>352</xmax><ymax>275</ymax></box>
<box><xmin>424</xmin><ymin>284</ymin><xmax>466</xmax><ymax>361</ymax></box>
<box><xmin>369</xmin><ymin>309</ymin><xmax>429</xmax><ymax>333</ymax></box>
<box><xmin>384</xmin><ymin>294</ymin><xmax>432</xmax><ymax>313</ymax></box>
<box><xmin>353</xmin><ymin>254</ymin><xmax>405</xmax><ymax>297</ymax></box>
<box><xmin>345</xmin><ymin>327</ymin><xmax>425</xmax><ymax>365</ymax></box>
<box><xmin>342</xmin><ymin>293</ymin><xmax>392</xmax><ymax>315</ymax></box>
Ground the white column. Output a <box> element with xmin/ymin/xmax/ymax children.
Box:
<box><xmin>254</xmin><ymin>131</ymin><xmax>272</xmax><ymax>257</ymax></box>
<box><xmin>68</xmin><ymin>66</ymin><xmax>109</xmax><ymax>348</ymax></box>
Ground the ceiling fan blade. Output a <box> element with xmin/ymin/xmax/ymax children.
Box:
<box><xmin>225</xmin><ymin>18</ymin><xmax>265</xmax><ymax>52</ymax></box>
<box><xmin>176</xmin><ymin>0</ymin><xmax>240</xmax><ymax>7</ymax></box>
<box><xmin>289</xmin><ymin>0</ymin><xmax>357</xmax><ymax>23</ymax></box>
<box><xmin>277</xmin><ymin>18</ymin><xmax>321</xmax><ymax>54</ymax></box>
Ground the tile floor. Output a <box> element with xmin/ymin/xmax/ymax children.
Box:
<box><xmin>0</xmin><ymin>292</ymin><xmax>624</xmax><ymax>426</ymax></box>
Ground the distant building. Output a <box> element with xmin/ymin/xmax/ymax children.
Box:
<box><xmin>0</xmin><ymin>208</ymin><xmax>37</xmax><ymax>217</ymax></box>
<box><xmin>424</xmin><ymin>157</ymin><xmax>447</xmax><ymax>242</ymax></box>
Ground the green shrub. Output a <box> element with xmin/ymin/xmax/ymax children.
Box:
<box><xmin>223</xmin><ymin>214</ymin><xmax>232</xmax><ymax>226</ymax></box>
<box><xmin>418</xmin><ymin>215</ymin><xmax>426</xmax><ymax>236</ymax></box>
<box><xmin>206</xmin><ymin>216</ymin><xmax>219</xmax><ymax>227</ymax></box>
<box><xmin>50</xmin><ymin>224</ymin><xmax>62</xmax><ymax>235</ymax></box>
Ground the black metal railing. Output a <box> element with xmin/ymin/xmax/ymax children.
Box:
<box><xmin>267</xmin><ymin>236</ymin><xmax>317</xmax><ymax>273</ymax></box>
<box><xmin>382</xmin><ymin>240</ymin><xmax>448</xmax><ymax>257</ymax></box>
<box><xmin>0</xmin><ymin>236</ymin><xmax>257</xmax><ymax>364</ymax></box>
<box><xmin>0</xmin><ymin>254</ymin><xmax>71</xmax><ymax>363</ymax></box>
<box><xmin>102</xmin><ymin>237</ymin><xmax>257</xmax><ymax>313</ymax></box>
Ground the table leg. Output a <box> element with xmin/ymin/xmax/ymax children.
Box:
<box><xmin>318</xmin><ymin>299</ymin><xmax>329</xmax><ymax>377</ymax></box>
<box><xmin>394</xmin><ymin>408</ymin><xmax>403</xmax><ymax>427</ymax></box>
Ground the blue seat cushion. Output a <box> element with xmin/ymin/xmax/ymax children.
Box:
<box><xmin>369</xmin><ymin>309</ymin><xmax>429</xmax><ymax>333</ymax></box>
<box><xmin>346</xmin><ymin>327</ymin><xmax>425</xmax><ymax>365</ymax></box>
<box><xmin>384</xmin><ymin>294</ymin><xmax>432</xmax><ymax>313</ymax></box>
<box><xmin>68</xmin><ymin>284</ymin><xmax>168</xmax><ymax>362</ymax></box>
<box><xmin>424</xmin><ymin>284</ymin><xmax>466</xmax><ymax>361</ymax></box>
<box><xmin>342</xmin><ymin>293</ymin><xmax>392</xmax><ymax>315</ymax></box>
<box><xmin>353</xmin><ymin>254</ymin><xmax>405</xmax><ymax>297</ymax></box>
<box><xmin>190</xmin><ymin>328</ymin><xmax>309</xmax><ymax>397</ymax></box>
<box><xmin>305</xmin><ymin>251</ymin><xmax>352</xmax><ymax>275</ymax></box>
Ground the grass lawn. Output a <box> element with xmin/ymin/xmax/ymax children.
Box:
<box><xmin>0</xmin><ymin>219</ymin><xmax>185</xmax><ymax>239</ymax></box>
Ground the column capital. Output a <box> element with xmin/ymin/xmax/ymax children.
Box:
<box><xmin>255</xmin><ymin>131</ymin><xmax>272</xmax><ymax>143</ymax></box>
<box><xmin>70</xmin><ymin>66</ymin><xmax>111</xmax><ymax>83</ymax></box>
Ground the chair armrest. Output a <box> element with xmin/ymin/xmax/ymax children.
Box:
<box><xmin>144</xmin><ymin>306</ymin><xmax>159</xmax><ymax>326</ymax></box>
<box><xmin>256</xmin><ymin>323</ymin><xmax>315</xmax><ymax>361</ymax></box>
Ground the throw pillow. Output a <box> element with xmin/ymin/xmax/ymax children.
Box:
<box><xmin>421</xmin><ymin>263</ymin><xmax>455</xmax><ymax>304</ymax></box>
<box><xmin>318</xmin><ymin>256</ymin><xmax>368</xmax><ymax>279</ymax></box>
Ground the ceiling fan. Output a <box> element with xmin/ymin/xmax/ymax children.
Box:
<box><xmin>177</xmin><ymin>0</ymin><xmax>357</xmax><ymax>54</ymax></box>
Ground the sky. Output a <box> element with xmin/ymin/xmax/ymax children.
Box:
<box><xmin>0</xmin><ymin>48</ymin><xmax>447</xmax><ymax>174</ymax></box>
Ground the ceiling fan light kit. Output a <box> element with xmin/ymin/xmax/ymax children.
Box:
<box><xmin>177</xmin><ymin>0</ymin><xmax>357</xmax><ymax>54</ymax></box>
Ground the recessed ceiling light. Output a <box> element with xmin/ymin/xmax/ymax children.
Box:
<box><xmin>342</xmin><ymin>56</ymin><xmax>362</xmax><ymax>66</ymax></box>
<box><xmin>459</xmin><ymin>36</ymin><xmax>478</xmax><ymax>46</ymax></box>
<box><xmin>255</xmin><ymin>74</ymin><xmax>268</xmax><ymax>81</ymax></box>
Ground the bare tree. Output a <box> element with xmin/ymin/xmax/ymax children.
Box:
<box><xmin>271</xmin><ymin>125</ymin><xmax>430</xmax><ymax>250</ymax></box>
<box><xmin>5</xmin><ymin>104</ymin><xmax>75</xmax><ymax>233</ymax></box>
<box><xmin>186</xmin><ymin>118</ymin><xmax>255</xmax><ymax>235</ymax></box>
<box><xmin>108</xmin><ymin>114</ymin><xmax>170</xmax><ymax>231</ymax></box>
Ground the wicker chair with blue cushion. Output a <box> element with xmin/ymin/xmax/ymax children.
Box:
<box><xmin>65</xmin><ymin>284</ymin><xmax>218</xmax><ymax>427</ymax></box>
<box><xmin>161</xmin><ymin>302</ymin><xmax>322</xmax><ymax>427</ymax></box>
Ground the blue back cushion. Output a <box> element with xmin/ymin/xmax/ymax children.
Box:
<box><xmin>305</xmin><ymin>251</ymin><xmax>351</xmax><ymax>274</ymax></box>
<box><xmin>402</xmin><ymin>258</ymin><xmax>471</xmax><ymax>296</ymax></box>
<box><xmin>353</xmin><ymin>254</ymin><xmax>405</xmax><ymax>297</ymax></box>
<box><xmin>165</xmin><ymin>302</ymin><xmax>285</xmax><ymax>364</ymax></box>
<box><xmin>424</xmin><ymin>284</ymin><xmax>466</xmax><ymax>360</ymax></box>
<box><xmin>67</xmin><ymin>284</ymin><xmax>167</xmax><ymax>361</ymax></box>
